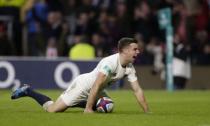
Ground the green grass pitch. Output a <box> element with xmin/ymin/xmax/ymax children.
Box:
<box><xmin>0</xmin><ymin>90</ymin><xmax>210</xmax><ymax>126</ymax></box>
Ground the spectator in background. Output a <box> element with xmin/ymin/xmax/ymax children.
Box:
<box><xmin>173</xmin><ymin>1</ymin><xmax>188</xmax><ymax>43</ymax></box>
<box><xmin>183</xmin><ymin>0</ymin><xmax>210</xmax><ymax>65</ymax></box>
<box><xmin>133</xmin><ymin>1</ymin><xmax>164</xmax><ymax>72</ymax></box>
<box><xmin>74</xmin><ymin>12</ymin><xmax>91</xmax><ymax>36</ymax></box>
<box><xmin>114</xmin><ymin>1</ymin><xmax>131</xmax><ymax>41</ymax></box>
<box><xmin>61</xmin><ymin>0</ymin><xmax>77</xmax><ymax>35</ymax></box>
<box><xmin>45</xmin><ymin>11</ymin><xmax>63</xmax><ymax>40</ymax></box>
<box><xmin>97</xmin><ymin>13</ymin><xmax>116</xmax><ymax>55</ymax></box>
<box><xmin>45</xmin><ymin>0</ymin><xmax>63</xmax><ymax>12</ymax></box>
<box><xmin>0</xmin><ymin>22</ymin><xmax>14</xmax><ymax>56</ymax></box>
<box><xmin>69</xmin><ymin>35</ymin><xmax>95</xmax><ymax>60</ymax></box>
<box><xmin>95</xmin><ymin>10</ymin><xmax>113</xmax><ymax>55</ymax></box>
<box><xmin>172</xmin><ymin>34</ymin><xmax>191</xmax><ymax>89</ymax></box>
<box><xmin>193</xmin><ymin>0</ymin><xmax>209</xmax><ymax>64</ymax></box>
<box><xmin>0</xmin><ymin>0</ymin><xmax>35</xmax><ymax>55</ymax></box>
<box><xmin>195</xmin><ymin>30</ymin><xmax>210</xmax><ymax>64</ymax></box>
<box><xmin>57</xmin><ymin>21</ymin><xmax>70</xmax><ymax>57</ymax></box>
<box><xmin>25</xmin><ymin>0</ymin><xmax>48</xmax><ymax>56</ymax></box>
<box><xmin>45</xmin><ymin>37</ymin><xmax>58</xmax><ymax>58</ymax></box>
<box><xmin>159</xmin><ymin>34</ymin><xmax>191</xmax><ymax>90</ymax></box>
<box><xmin>91</xmin><ymin>0</ymin><xmax>112</xmax><ymax>11</ymax></box>
<box><xmin>146</xmin><ymin>37</ymin><xmax>164</xmax><ymax>74</ymax></box>
<box><xmin>91</xmin><ymin>33</ymin><xmax>105</xmax><ymax>57</ymax></box>
<box><xmin>43</xmin><ymin>10</ymin><xmax>69</xmax><ymax>57</ymax></box>
<box><xmin>133</xmin><ymin>1</ymin><xmax>152</xmax><ymax>44</ymax></box>
<box><xmin>201</xmin><ymin>43</ymin><xmax>210</xmax><ymax>64</ymax></box>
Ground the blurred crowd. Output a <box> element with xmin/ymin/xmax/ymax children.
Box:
<box><xmin>0</xmin><ymin>0</ymin><xmax>210</xmax><ymax>65</ymax></box>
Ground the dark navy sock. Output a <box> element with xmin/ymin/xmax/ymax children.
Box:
<box><xmin>72</xmin><ymin>101</ymin><xmax>87</xmax><ymax>108</ymax></box>
<box><xmin>27</xmin><ymin>88</ymin><xmax>51</xmax><ymax>106</ymax></box>
<box><xmin>72</xmin><ymin>100</ymin><xmax>97</xmax><ymax>111</ymax></box>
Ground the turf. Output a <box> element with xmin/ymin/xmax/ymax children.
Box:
<box><xmin>0</xmin><ymin>90</ymin><xmax>210</xmax><ymax>126</ymax></box>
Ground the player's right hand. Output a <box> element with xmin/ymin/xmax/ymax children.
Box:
<box><xmin>84</xmin><ymin>108</ymin><xmax>94</xmax><ymax>114</ymax></box>
<box><xmin>145</xmin><ymin>111</ymin><xmax>153</xmax><ymax>114</ymax></box>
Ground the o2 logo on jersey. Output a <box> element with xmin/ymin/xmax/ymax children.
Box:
<box><xmin>0</xmin><ymin>61</ymin><xmax>20</xmax><ymax>90</ymax></box>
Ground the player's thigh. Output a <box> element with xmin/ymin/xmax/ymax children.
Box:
<box><xmin>59</xmin><ymin>82</ymin><xmax>87</xmax><ymax>107</ymax></box>
<box><xmin>47</xmin><ymin>97</ymin><xmax>68</xmax><ymax>113</ymax></box>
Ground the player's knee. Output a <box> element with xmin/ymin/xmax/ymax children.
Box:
<box><xmin>46</xmin><ymin>108</ymin><xmax>56</xmax><ymax>113</ymax></box>
<box><xmin>45</xmin><ymin>98</ymin><xmax>68</xmax><ymax>113</ymax></box>
<box><xmin>46</xmin><ymin>106</ymin><xmax>58</xmax><ymax>113</ymax></box>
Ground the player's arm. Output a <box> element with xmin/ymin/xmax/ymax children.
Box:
<box><xmin>84</xmin><ymin>72</ymin><xmax>107</xmax><ymax>113</ymax></box>
<box><xmin>130</xmin><ymin>80</ymin><xmax>150</xmax><ymax>113</ymax></box>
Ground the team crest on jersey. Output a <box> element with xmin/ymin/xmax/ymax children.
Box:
<box><xmin>103</xmin><ymin>65</ymin><xmax>111</xmax><ymax>74</ymax></box>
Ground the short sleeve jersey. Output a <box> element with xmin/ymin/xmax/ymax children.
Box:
<box><xmin>90</xmin><ymin>53</ymin><xmax>138</xmax><ymax>86</ymax></box>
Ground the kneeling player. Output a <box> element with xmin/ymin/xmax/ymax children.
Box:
<box><xmin>11</xmin><ymin>37</ymin><xmax>150</xmax><ymax>113</ymax></box>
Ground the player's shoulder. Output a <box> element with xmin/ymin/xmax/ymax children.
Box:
<box><xmin>100</xmin><ymin>53</ymin><xmax>119</xmax><ymax>68</ymax></box>
<box><xmin>102</xmin><ymin>53</ymin><xmax>119</xmax><ymax>63</ymax></box>
<box><xmin>104</xmin><ymin>53</ymin><xmax>118</xmax><ymax>59</ymax></box>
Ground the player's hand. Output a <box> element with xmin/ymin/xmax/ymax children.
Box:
<box><xmin>145</xmin><ymin>111</ymin><xmax>153</xmax><ymax>114</ymax></box>
<box><xmin>84</xmin><ymin>108</ymin><xmax>94</xmax><ymax>114</ymax></box>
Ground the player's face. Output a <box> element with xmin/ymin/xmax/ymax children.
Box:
<box><xmin>126</xmin><ymin>43</ymin><xmax>140</xmax><ymax>63</ymax></box>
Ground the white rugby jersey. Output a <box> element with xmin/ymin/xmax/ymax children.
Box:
<box><xmin>61</xmin><ymin>53</ymin><xmax>138</xmax><ymax>106</ymax></box>
<box><xmin>76</xmin><ymin>53</ymin><xmax>138</xmax><ymax>91</ymax></box>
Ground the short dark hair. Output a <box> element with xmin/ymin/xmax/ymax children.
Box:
<box><xmin>118</xmin><ymin>37</ymin><xmax>138</xmax><ymax>52</ymax></box>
